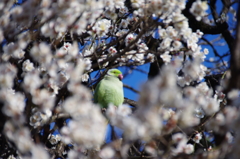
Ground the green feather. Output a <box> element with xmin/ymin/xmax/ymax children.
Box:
<box><xmin>94</xmin><ymin>69</ymin><xmax>124</xmax><ymax>108</ymax></box>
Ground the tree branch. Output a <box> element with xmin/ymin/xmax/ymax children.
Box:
<box><xmin>124</xmin><ymin>98</ymin><xmax>137</xmax><ymax>107</ymax></box>
<box><xmin>124</xmin><ymin>84</ymin><xmax>140</xmax><ymax>94</ymax></box>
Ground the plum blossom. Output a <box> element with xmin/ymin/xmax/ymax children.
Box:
<box><xmin>132</xmin><ymin>53</ymin><xmax>144</xmax><ymax>63</ymax></box>
<box><xmin>227</xmin><ymin>89</ymin><xmax>239</xmax><ymax>99</ymax></box>
<box><xmin>4</xmin><ymin>123</ymin><xmax>34</xmax><ymax>154</ymax></box>
<box><xmin>22</xmin><ymin>59</ymin><xmax>34</xmax><ymax>72</ymax></box>
<box><xmin>172</xmin><ymin>40</ymin><xmax>182</xmax><ymax>50</ymax></box>
<box><xmin>172</xmin><ymin>133</ymin><xmax>194</xmax><ymax>155</ymax></box>
<box><xmin>2</xmin><ymin>42</ymin><xmax>25</xmax><ymax>60</ymax></box>
<box><xmin>160</xmin><ymin>52</ymin><xmax>172</xmax><ymax>63</ymax></box>
<box><xmin>159</xmin><ymin>38</ymin><xmax>172</xmax><ymax>50</ymax></box>
<box><xmin>183</xmin><ymin>144</ymin><xmax>194</xmax><ymax>154</ymax></box>
<box><xmin>30</xmin><ymin>42</ymin><xmax>52</xmax><ymax>66</ymax></box>
<box><xmin>114</xmin><ymin>0</ymin><xmax>125</xmax><ymax>9</ymax></box>
<box><xmin>182</xmin><ymin>60</ymin><xmax>206</xmax><ymax>81</ymax></box>
<box><xmin>193</xmin><ymin>133</ymin><xmax>202</xmax><ymax>143</ymax></box>
<box><xmin>63</xmin><ymin>42</ymin><xmax>72</xmax><ymax>52</ymax></box>
<box><xmin>31</xmin><ymin>145</ymin><xmax>50</xmax><ymax>159</ymax></box>
<box><xmin>172</xmin><ymin>13</ymin><xmax>189</xmax><ymax>31</ymax></box>
<box><xmin>81</xmin><ymin>73</ymin><xmax>89</xmax><ymax>82</ymax></box>
<box><xmin>104</xmin><ymin>0</ymin><xmax>115</xmax><ymax>10</ymax></box>
<box><xmin>32</xmin><ymin>89</ymin><xmax>55</xmax><ymax>111</ymax></box>
<box><xmin>166</xmin><ymin>26</ymin><xmax>178</xmax><ymax>39</ymax></box>
<box><xmin>60</xmin><ymin>108</ymin><xmax>106</xmax><ymax>149</ymax></box>
<box><xmin>30</xmin><ymin>108</ymin><xmax>52</xmax><ymax>128</ymax></box>
<box><xmin>202</xmin><ymin>98</ymin><xmax>220</xmax><ymax>115</ymax></box>
<box><xmin>1</xmin><ymin>91</ymin><xmax>25</xmax><ymax>118</ymax></box>
<box><xmin>125</xmin><ymin>33</ymin><xmax>137</xmax><ymax>46</ymax></box>
<box><xmin>7</xmin><ymin>155</ymin><xmax>15</xmax><ymax>159</ymax></box>
<box><xmin>203</xmin><ymin>48</ymin><xmax>209</xmax><ymax>55</ymax></box>
<box><xmin>131</xmin><ymin>0</ymin><xmax>144</xmax><ymax>8</ymax></box>
<box><xmin>194</xmin><ymin>107</ymin><xmax>205</xmax><ymax>118</ymax></box>
<box><xmin>119</xmin><ymin>19</ymin><xmax>129</xmax><ymax>28</ymax></box>
<box><xmin>99</xmin><ymin>146</ymin><xmax>115</xmax><ymax>159</ymax></box>
<box><xmin>179</xmin><ymin>102</ymin><xmax>200</xmax><ymax>127</ymax></box>
<box><xmin>104</xmin><ymin>10</ymin><xmax>118</xmax><ymax>21</ymax></box>
<box><xmin>92</xmin><ymin>19</ymin><xmax>111</xmax><ymax>37</ymax></box>
<box><xmin>116</xmin><ymin>29</ymin><xmax>129</xmax><ymax>37</ymax></box>
<box><xmin>108</xmin><ymin>46</ymin><xmax>117</xmax><ymax>55</ymax></box>
<box><xmin>172</xmin><ymin>133</ymin><xmax>185</xmax><ymax>143</ymax></box>
<box><xmin>48</xmin><ymin>134</ymin><xmax>61</xmax><ymax>145</ymax></box>
<box><xmin>190</xmin><ymin>0</ymin><xmax>208</xmax><ymax>21</ymax></box>
<box><xmin>158</xmin><ymin>28</ymin><xmax>168</xmax><ymax>39</ymax></box>
<box><xmin>196</xmin><ymin>82</ymin><xmax>211</xmax><ymax>95</ymax></box>
<box><xmin>117</xmin><ymin>104</ymin><xmax>132</xmax><ymax>117</ymax></box>
<box><xmin>0</xmin><ymin>64</ymin><xmax>17</xmax><ymax>88</ymax></box>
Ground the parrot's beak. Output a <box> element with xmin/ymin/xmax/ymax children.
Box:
<box><xmin>118</xmin><ymin>74</ymin><xmax>123</xmax><ymax>81</ymax></box>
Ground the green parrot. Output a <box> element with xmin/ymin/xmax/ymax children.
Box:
<box><xmin>94</xmin><ymin>69</ymin><xmax>124</xmax><ymax>108</ymax></box>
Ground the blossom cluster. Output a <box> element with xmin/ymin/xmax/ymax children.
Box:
<box><xmin>0</xmin><ymin>0</ymin><xmax>238</xmax><ymax>158</ymax></box>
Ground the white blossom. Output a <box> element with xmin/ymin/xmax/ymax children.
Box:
<box><xmin>183</xmin><ymin>144</ymin><xmax>194</xmax><ymax>154</ymax></box>
<box><xmin>117</xmin><ymin>104</ymin><xmax>132</xmax><ymax>117</ymax></box>
<box><xmin>1</xmin><ymin>91</ymin><xmax>25</xmax><ymax>118</ymax></box>
<box><xmin>30</xmin><ymin>42</ymin><xmax>52</xmax><ymax>66</ymax></box>
<box><xmin>172</xmin><ymin>13</ymin><xmax>189</xmax><ymax>31</ymax></box>
<box><xmin>31</xmin><ymin>145</ymin><xmax>50</xmax><ymax>159</ymax></box>
<box><xmin>125</xmin><ymin>33</ymin><xmax>137</xmax><ymax>46</ymax></box>
<box><xmin>0</xmin><ymin>63</ymin><xmax>17</xmax><ymax>88</ymax></box>
<box><xmin>158</xmin><ymin>28</ymin><xmax>168</xmax><ymax>39</ymax></box>
<box><xmin>99</xmin><ymin>146</ymin><xmax>115</xmax><ymax>159</ymax></box>
<box><xmin>227</xmin><ymin>89</ymin><xmax>239</xmax><ymax>99</ymax></box>
<box><xmin>159</xmin><ymin>38</ymin><xmax>172</xmax><ymax>50</ymax></box>
<box><xmin>60</xmin><ymin>109</ymin><xmax>106</xmax><ymax>149</ymax></box>
<box><xmin>48</xmin><ymin>134</ymin><xmax>61</xmax><ymax>145</ymax></box>
<box><xmin>22</xmin><ymin>59</ymin><xmax>34</xmax><ymax>72</ymax></box>
<box><xmin>81</xmin><ymin>73</ymin><xmax>89</xmax><ymax>82</ymax></box>
<box><xmin>193</xmin><ymin>133</ymin><xmax>202</xmax><ymax>143</ymax></box>
<box><xmin>92</xmin><ymin>19</ymin><xmax>111</xmax><ymax>37</ymax></box>
<box><xmin>172</xmin><ymin>133</ymin><xmax>185</xmax><ymax>143</ymax></box>
<box><xmin>160</xmin><ymin>52</ymin><xmax>172</xmax><ymax>63</ymax></box>
<box><xmin>172</xmin><ymin>133</ymin><xmax>194</xmax><ymax>155</ymax></box>
<box><xmin>190</xmin><ymin>0</ymin><xmax>208</xmax><ymax>21</ymax></box>
<box><xmin>120</xmin><ymin>19</ymin><xmax>129</xmax><ymax>28</ymax></box>
<box><xmin>63</xmin><ymin>42</ymin><xmax>72</xmax><ymax>52</ymax></box>
<box><xmin>108</xmin><ymin>46</ymin><xmax>117</xmax><ymax>55</ymax></box>
<box><xmin>131</xmin><ymin>0</ymin><xmax>144</xmax><ymax>8</ymax></box>
<box><xmin>5</xmin><ymin>126</ymin><xmax>34</xmax><ymax>153</ymax></box>
<box><xmin>116</xmin><ymin>29</ymin><xmax>129</xmax><ymax>37</ymax></box>
<box><xmin>172</xmin><ymin>40</ymin><xmax>182</xmax><ymax>50</ymax></box>
<box><xmin>32</xmin><ymin>89</ymin><xmax>55</xmax><ymax>111</ymax></box>
<box><xmin>202</xmin><ymin>98</ymin><xmax>220</xmax><ymax>115</ymax></box>
<box><xmin>7</xmin><ymin>155</ymin><xmax>16</xmax><ymax>159</ymax></box>
<box><xmin>30</xmin><ymin>108</ymin><xmax>52</xmax><ymax>128</ymax></box>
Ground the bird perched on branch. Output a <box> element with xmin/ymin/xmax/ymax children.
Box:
<box><xmin>94</xmin><ymin>69</ymin><xmax>124</xmax><ymax>109</ymax></box>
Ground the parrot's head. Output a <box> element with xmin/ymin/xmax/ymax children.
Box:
<box><xmin>108</xmin><ymin>69</ymin><xmax>123</xmax><ymax>81</ymax></box>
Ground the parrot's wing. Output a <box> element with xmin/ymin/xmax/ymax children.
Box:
<box><xmin>94</xmin><ymin>79</ymin><xmax>108</xmax><ymax>108</ymax></box>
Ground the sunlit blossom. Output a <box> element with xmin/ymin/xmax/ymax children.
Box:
<box><xmin>190</xmin><ymin>0</ymin><xmax>208</xmax><ymax>21</ymax></box>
